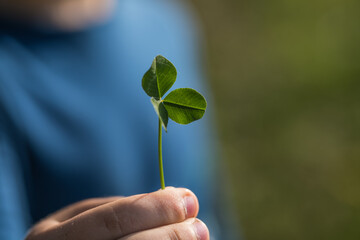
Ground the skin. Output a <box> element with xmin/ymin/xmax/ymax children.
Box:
<box><xmin>0</xmin><ymin>0</ymin><xmax>116</xmax><ymax>31</ymax></box>
<box><xmin>25</xmin><ymin>187</ymin><xmax>210</xmax><ymax>240</ymax></box>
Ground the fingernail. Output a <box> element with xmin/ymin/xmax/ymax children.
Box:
<box><xmin>193</xmin><ymin>220</ymin><xmax>209</xmax><ymax>240</ymax></box>
<box><xmin>184</xmin><ymin>196</ymin><xmax>196</xmax><ymax>217</ymax></box>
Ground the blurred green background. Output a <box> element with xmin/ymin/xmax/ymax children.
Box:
<box><xmin>188</xmin><ymin>0</ymin><xmax>360</xmax><ymax>239</ymax></box>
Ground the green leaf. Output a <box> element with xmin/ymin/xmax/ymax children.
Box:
<box><xmin>142</xmin><ymin>55</ymin><xmax>177</xmax><ymax>98</ymax></box>
<box><xmin>163</xmin><ymin>88</ymin><xmax>207</xmax><ymax>124</ymax></box>
<box><xmin>151</xmin><ymin>97</ymin><xmax>169</xmax><ymax>131</ymax></box>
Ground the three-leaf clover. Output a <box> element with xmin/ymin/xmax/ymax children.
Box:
<box><xmin>142</xmin><ymin>55</ymin><xmax>207</xmax><ymax>189</ymax></box>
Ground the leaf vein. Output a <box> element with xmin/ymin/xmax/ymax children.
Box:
<box><xmin>163</xmin><ymin>100</ymin><xmax>206</xmax><ymax>111</ymax></box>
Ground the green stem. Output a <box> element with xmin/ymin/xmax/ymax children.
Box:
<box><xmin>158</xmin><ymin>119</ymin><xmax>165</xmax><ymax>189</ymax></box>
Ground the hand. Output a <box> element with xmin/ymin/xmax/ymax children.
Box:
<box><xmin>0</xmin><ymin>0</ymin><xmax>116</xmax><ymax>31</ymax></box>
<box><xmin>25</xmin><ymin>187</ymin><xmax>209</xmax><ymax>240</ymax></box>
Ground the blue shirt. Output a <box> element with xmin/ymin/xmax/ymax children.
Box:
<box><xmin>0</xmin><ymin>0</ymin><xmax>231</xmax><ymax>239</ymax></box>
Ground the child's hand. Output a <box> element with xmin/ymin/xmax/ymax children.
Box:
<box><xmin>25</xmin><ymin>187</ymin><xmax>209</xmax><ymax>240</ymax></box>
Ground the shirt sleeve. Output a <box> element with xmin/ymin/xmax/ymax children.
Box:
<box><xmin>0</xmin><ymin>84</ymin><xmax>30</xmax><ymax>240</ymax></box>
<box><xmin>0</xmin><ymin>128</ymin><xmax>29</xmax><ymax>239</ymax></box>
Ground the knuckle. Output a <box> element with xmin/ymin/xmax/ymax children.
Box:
<box><xmin>171</xmin><ymin>200</ymin><xmax>186</xmax><ymax>220</ymax></box>
<box><xmin>166</xmin><ymin>224</ymin><xmax>197</xmax><ymax>240</ymax></box>
<box><xmin>156</xmin><ymin>192</ymin><xmax>186</xmax><ymax>221</ymax></box>
<box><xmin>168</xmin><ymin>228</ymin><xmax>182</xmax><ymax>240</ymax></box>
<box><xmin>103</xmin><ymin>204</ymin><xmax>124</xmax><ymax>236</ymax></box>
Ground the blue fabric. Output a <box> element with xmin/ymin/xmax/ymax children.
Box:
<box><xmin>0</xmin><ymin>0</ymin><xmax>224</xmax><ymax>239</ymax></box>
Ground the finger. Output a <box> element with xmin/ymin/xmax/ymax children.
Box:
<box><xmin>28</xmin><ymin>195</ymin><xmax>140</xmax><ymax>239</ymax></box>
<box><xmin>43</xmin><ymin>187</ymin><xmax>199</xmax><ymax>240</ymax></box>
<box><xmin>29</xmin><ymin>197</ymin><xmax>123</xmax><ymax>236</ymax></box>
<box><xmin>120</xmin><ymin>218</ymin><xmax>209</xmax><ymax>240</ymax></box>
<box><xmin>51</xmin><ymin>196</ymin><xmax>123</xmax><ymax>222</ymax></box>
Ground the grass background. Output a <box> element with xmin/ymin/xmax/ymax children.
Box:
<box><xmin>188</xmin><ymin>0</ymin><xmax>360</xmax><ymax>239</ymax></box>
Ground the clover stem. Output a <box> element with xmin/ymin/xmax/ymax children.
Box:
<box><xmin>158</xmin><ymin>119</ymin><xmax>165</xmax><ymax>189</ymax></box>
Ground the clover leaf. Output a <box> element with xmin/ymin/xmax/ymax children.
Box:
<box><xmin>142</xmin><ymin>55</ymin><xmax>207</xmax><ymax>189</ymax></box>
